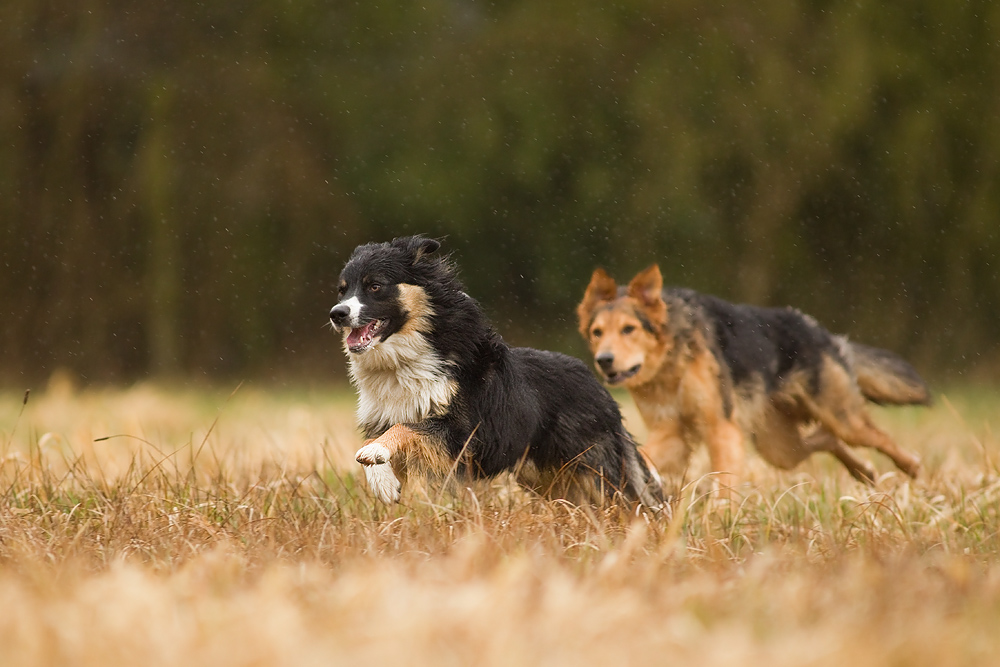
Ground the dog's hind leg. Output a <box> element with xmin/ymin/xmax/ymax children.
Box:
<box><xmin>800</xmin><ymin>363</ymin><xmax>922</xmax><ymax>478</ymax></box>
<box><xmin>801</xmin><ymin>427</ymin><xmax>877</xmax><ymax>484</ymax></box>
<box><xmin>815</xmin><ymin>409</ymin><xmax>921</xmax><ymax>478</ymax></box>
<box><xmin>754</xmin><ymin>408</ymin><xmax>878</xmax><ymax>484</ymax></box>
<box><xmin>752</xmin><ymin>408</ymin><xmax>812</xmax><ymax>471</ymax></box>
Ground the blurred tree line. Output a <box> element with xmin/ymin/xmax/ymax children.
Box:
<box><xmin>1</xmin><ymin>0</ymin><xmax>998</xmax><ymax>385</ymax></box>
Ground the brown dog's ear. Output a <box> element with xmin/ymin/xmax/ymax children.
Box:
<box><xmin>576</xmin><ymin>268</ymin><xmax>618</xmax><ymax>336</ymax></box>
<box><xmin>627</xmin><ymin>265</ymin><xmax>663</xmax><ymax>305</ymax></box>
<box><xmin>626</xmin><ymin>265</ymin><xmax>667</xmax><ymax>325</ymax></box>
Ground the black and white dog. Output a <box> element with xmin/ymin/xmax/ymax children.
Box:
<box><xmin>329</xmin><ymin>235</ymin><xmax>663</xmax><ymax>507</ymax></box>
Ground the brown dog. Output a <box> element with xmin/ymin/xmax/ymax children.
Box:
<box><xmin>577</xmin><ymin>265</ymin><xmax>929</xmax><ymax>494</ymax></box>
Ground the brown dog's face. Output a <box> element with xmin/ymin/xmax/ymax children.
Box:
<box><xmin>576</xmin><ymin>265</ymin><xmax>671</xmax><ymax>388</ymax></box>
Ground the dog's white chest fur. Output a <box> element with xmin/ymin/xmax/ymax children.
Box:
<box><xmin>348</xmin><ymin>330</ymin><xmax>457</xmax><ymax>431</ymax></box>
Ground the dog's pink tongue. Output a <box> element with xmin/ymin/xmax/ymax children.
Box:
<box><xmin>347</xmin><ymin>321</ymin><xmax>375</xmax><ymax>348</ymax></box>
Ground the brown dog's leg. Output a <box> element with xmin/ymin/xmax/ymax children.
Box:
<box><xmin>706</xmin><ymin>419</ymin><xmax>744</xmax><ymax>500</ymax></box>
<box><xmin>826</xmin><ymin>411</ymin><xmax>922</xmax><ymax>478</ymax></box>
<box><xmin>644</xmin><ymin>421</ymin><xmax>692</xmax><ymax>483</ymax></box>
<box><xmin>756</xmin><ymin>409</ymin><xmax>880</xmax><ymax>485</ymax></box>
<box><xmin>753</xmin><ymin>409</ymin><xmax>812</xmax><ymax>470</ymax></box>
<box><xmin>802</xmin><ymin>427</ymin><xmax>878</xmax><ymax>484</ymax></box>
<box><xmin>799</xmin><ymin>375</ymin><xmax>922</xmax><ymax>479</ymax></box>
<box><xmin>799</xmin><ymin>361</ymin><xmax>922</xmax><ymax>478</ymax></box>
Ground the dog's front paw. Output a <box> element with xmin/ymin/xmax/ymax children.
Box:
<box><xmin>362</xmin><ymin>463</ymin><xmax>401</xmax><ymax>503</ymax></box>
<box><xmin>356</xmin><ymin>442</ymin><xmax>401</xmax><ymax>503</ymax></box>
<box><xmin>356</xmin><ymin>442</ymin><xmax>391</xmax><ymax>466</ymax></box>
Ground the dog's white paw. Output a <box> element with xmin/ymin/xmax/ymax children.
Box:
<box><xmin>362</xmin><ymin>463</ymin><xmax>401</xmax><ymax>504</ymax></box>
<box><xmin>356</xmin><ymin>442</ymin><xmax>391</xmax><ymax>466</ymax></box>
<box><xmin>356</xmin><ymin>442</ymin><xmax>401</xmax><ymax>504</ymax></box>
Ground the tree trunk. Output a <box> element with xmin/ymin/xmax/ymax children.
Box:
<box><xmin>141</xmin><ymin>85</ymin><xmax>181</xmax><ymax>378</ymax></box>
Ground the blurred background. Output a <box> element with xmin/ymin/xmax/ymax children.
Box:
<box><xmin>1</xmin><ymin>0</ymin><xmax>998</xmax><ymax>386</ymax></box>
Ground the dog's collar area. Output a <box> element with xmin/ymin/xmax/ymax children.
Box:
<box><xmin>605</xmin><ymin>364</ymin><xmax>641</xmax><ymax>385</ymax></box>
<box><xmin>347</xmin><ymin>319</ymin><xmax>387</xmax><ymax>353</ymax></box>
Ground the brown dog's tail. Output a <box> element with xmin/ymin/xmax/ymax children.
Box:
<box><xmin>848</xmin><ymin>341</ymin><xmax>932</xmax><ymax>406</ymax></box>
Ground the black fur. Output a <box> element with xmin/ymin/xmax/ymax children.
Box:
<box><xmin>668</xmin><ymin>288</ymin><xmax>929</xmax><ymax>409</ymax></box>
<box><xmin>333</xmin><ymin>236</ymin><xmax>663</xmax><ymax>506</ymax></box>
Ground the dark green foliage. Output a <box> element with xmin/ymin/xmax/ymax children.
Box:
<box><xmin>1</xmin><ymin>0</ymin><xmax>998</xmax><ymax>383</ymax></box>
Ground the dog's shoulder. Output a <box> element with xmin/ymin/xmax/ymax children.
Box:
<box><xmin>659</xmin><ymin>287</ymin><xmax>721</xmax><ymax>351</ymax></box>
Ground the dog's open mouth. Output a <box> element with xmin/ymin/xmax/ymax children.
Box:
<box><xmin>604</xmin><ymin>364</ymin><xmax>641</xmax><ymax>385</ymax></box>
<box><xmin>346</xmin><ymin>319</ymin><xmax>387</xmax><ymax>353</ymax></box>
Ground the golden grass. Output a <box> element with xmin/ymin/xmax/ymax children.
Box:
<box><xmin>1</xmin><ymin>381</ymin><xmax>999</xmax><ymax>666</ymax></box>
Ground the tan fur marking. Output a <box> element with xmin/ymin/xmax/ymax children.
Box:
<box><xmin>396</xmin><ymin>284</ymin><xmax>434</xmax><ymax>335</ymax></box>
<box><xmin>362</xmin><ymin>423</ymin><xmax>419</xmax><ymax>459</ymax></box>
<box><xmin>362</xmin><ymin>424</ymin><xmax>451</xmax><ymax>482</ymax></box>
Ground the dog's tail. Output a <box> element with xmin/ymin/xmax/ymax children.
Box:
<box><xmin>621</xmin><ymin>433</ymin><xmax>666</xmax><ymax>509</ymax></box>
<box><xmin>847</xmin><ymin>341</ymin><xmax>932</xmax><ymax>406</ymax></box>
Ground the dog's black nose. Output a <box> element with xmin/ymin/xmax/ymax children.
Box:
<box><xmin>330</xmin><ymin>304</ymin><xmax>351</xmax><ymax>326</ymax></box>
<box><xmin>596</xmin><ymin>353</ymin><xmax>615</xmax><ymax>373</ymax></box>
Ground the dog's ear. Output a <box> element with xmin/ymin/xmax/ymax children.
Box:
<box><xmin>396</xmin><ymin>236</ymin><xmax>441</xmax><ymax>264</ymax></box>
<box><xmin>627</xmin><ymin>265</ymin><xmax>668</xmax><ymax>327</ymax></box>
<box><xmin>627</xmin><ymin>265</ymin><xmax>663</xmax><ymax>304</ymax></box>
<box><xmin>577</xmin><ymin>268</ymin><xmax>618</xmax><ymax>336</ymax></box>
<box><xmin>412</xmin><ymin>237</ymin><xmax>440</xmax><ymax>263</ymax></box>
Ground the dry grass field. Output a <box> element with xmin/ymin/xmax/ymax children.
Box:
<box><xmin>1</xmin><ymin>379</ymin><xmax>999</xmax><ymax>666</ymax></box>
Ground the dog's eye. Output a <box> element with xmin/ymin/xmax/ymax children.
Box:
<box><xmin>368</xmin><ymin>283</ymin><xmax>381</xmax><ymax>293</ymax></box>
<box><xmin>592</xmin><ymin>328</ymin><xmax>603</xmax><ymax>339</ymax></box>
<box><xmin>622</xmin><ymin>325</ymin><xmax>636</xmax><ymax>335</ymax></box>
<box><xmin>337</xmin><ymin>284</ymin><xmax>346</xmax><ymax>296</ymax></box>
